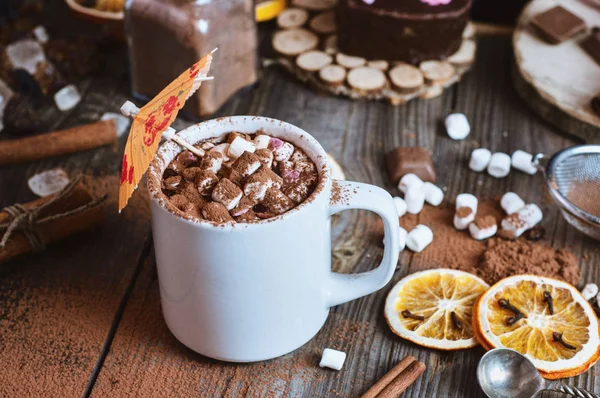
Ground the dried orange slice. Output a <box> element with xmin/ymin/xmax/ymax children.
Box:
<box><xmin>473</xmin><ymin>275</ymin><xmax>600</xmax><ymax>379</ymax></box>
<box><xmin>384</xmin><ymin>269</ymin><xmax>489</xmax><ymax>350</ymax></box>
<box><xmin>256</xmin><ymin>0</ymin><xmax>286</xmax><ymax>22</ymax></box>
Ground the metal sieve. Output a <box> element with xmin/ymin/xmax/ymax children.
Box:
<box><xmin>533</xmin><ymin>145</ymin><xmax>600</xmax><ymax>241</ymax></box>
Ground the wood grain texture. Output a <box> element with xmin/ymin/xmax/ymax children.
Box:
<box><xmin>90</xmin><ymin>35</ymin><xmax>600</xmax><ymax>398</ymax></box>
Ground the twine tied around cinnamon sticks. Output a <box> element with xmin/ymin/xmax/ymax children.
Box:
<box><xmin>0</xmin><ymin>176</ymin><xmax>107</xmax><ymax>252</ymax></box>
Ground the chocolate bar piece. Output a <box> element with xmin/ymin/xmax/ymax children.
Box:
<box><xmin>530</xmin><ymin>6</ymin><xmax>586</xmax><ymax>44</ymax></box>
<box><xmin>592</xmin><ymin>94</ymin><xmax>600</xmax><ymax>117</ymax></box>
<box><xmin>582</xmin><ymin>27</ymin><xmax>600</xmax><ymax>66</ymax></box>
<box><xmin>386</xmin><ymin>147</ymin><xmax>436</xmax><ymax>185</ymax></box>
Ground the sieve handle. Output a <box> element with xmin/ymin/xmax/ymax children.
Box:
<box><xmin>532</xmin><ymin>153</ymin><xmax>548</xmax><ymax>173</ymax></box>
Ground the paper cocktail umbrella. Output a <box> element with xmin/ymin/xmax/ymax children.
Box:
<box><xmin>117</xmin><ymin>49</ymin><xmax>215</xmax><ymax>212</ymax></box>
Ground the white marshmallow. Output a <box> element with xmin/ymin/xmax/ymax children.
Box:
<box><xmin>445</xmin><ymin>113</ymin><xmax>470</xmax><ymax>140</ymax></box>
<box><xmin>501</xmin><ymin>192</ymin><xmax>525</xmax><ymax>215</ymax></box>
<box><xmin>456</xmin><ymin>193</ymin><xmax>478</xmax><ymax>212</ymax></box>
<box><xmin>227</xmin><ymin>136</ymin><xmax>256</xmax><ymax>159</ymax></box>
<box><xmin>423</xmin><ymin>182</ymin><xmax>443</xmax><ymax>206</ymax></box>
<box><xmin>406</xmin><ymin>225</ymin><xmax>433</xmax><ymax>253</ymax></box>
<box><xmin>254</xmin><ymin>134</ymin><xmax>271</xmax><ymax>150</ymax></box>
<box><xmin>319</xmin><ymin>348</ymin><xmax>346</xmax><ymax>371</ymax></box>
<box><xmin>500</xmin><ymin>203</ymin><xmax>543</xmax><ymax>238</ymax></box>
<box><xmin>405</xmin><ymin>186</ymin><xmax>426</xmax><ymax>214</ymax></box>
<box><xmin>454</xmin><ymin>210</ymin><xmax>475</xmax><ymax>230</ymax></box>
<box><xmin>581</xmin><ymin>283</ymin><xmax>599</xmax><ymax>301</ymax></box>
<box><xmin>469</xmin><ymin>220</ymin><xmax>498</xmax><ymax>240</ymax></box>
<box><xmin>511</xmin><ymin>150</ymin><xmax>537</xmax><ymax>175</ymax></box>
<box><xmin>398</xmin><ymin>227</ymin><xmax>407</xmax><ymax>251</ymax></box>
<box><xmin>273</xmin><ymin>142</ymin><xmax>295</xmax><ymax>162</ymax></box>
<box><xmin>393</xmin><ymin>196</ymin><xmax>407</xmax><ymax>217</ymax></box>
<box><xmin>487</xmin><ymin>152</ymin><xmax>511</xmax><ymax>178</ymax></box>
<box><xmin>210</xmin><ymin>143</ymin><xmax>231</xmax><ymax>162</ymax></box>
<box><xmin>469</xmin><ymin>148</ymin><xmax>492</xmax><ymax>172</ymax></box>
<box><xmin>454</xmin><ymin>193</ymin><xmax>478</xmax><ymax>230</ymax></box>
<box><xmin>398</xmin><ymin>173</ymin><xmax>424</xmax><ymax>194</ymax></box>
<box><xmin>33</xmin><ymin>26</ymin><xmax>49</xmax><ymax>43</ymax></box>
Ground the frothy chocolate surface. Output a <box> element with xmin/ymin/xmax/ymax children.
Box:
<box><xmin>161</xmin><ymin>131</ymin><xmax>319</xmax><ymax>224</ymax></box>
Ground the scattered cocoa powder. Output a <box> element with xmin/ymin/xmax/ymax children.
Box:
<box><xmin>567</xmin><ymin>180</ymin><xmax>600</xmax><ymax>217</ymax></box>
<box><xmin>400</xmin><ymin>199</ymin><xmax>581</xmax><ymax>285</ymax></box>
<box><xmin>473</xmin><ymin>215</ymin><xmax>496</xmax><ymax>230</ymax></box>
<box><xmin>480</xmin><ymin>239</ymin><xmax>579</xmax><ymax>285</ymax></box>
<box><xmin>456</xmin><ymin>207</ymin><xmax>472</xmax><ymax>218</ymax></box>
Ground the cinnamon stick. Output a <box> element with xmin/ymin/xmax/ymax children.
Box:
<box><xmin>0</xmin><ymin>120</ymin><xmax>117</xmax><ymax>165</ymax></box>
<box><xmin>361</xmin><ymin>356</ymin><xmax>416</xmax><ymax>398</ymax></box>
<box><xmin>0</xmin><ymin>181</ymin><xmax>106</xmax><ymax>263</ymax></box>
<box><xmin>376</xmin><ymin>360</ymin><xmax>426</xmax><ymax>398</ymax></box>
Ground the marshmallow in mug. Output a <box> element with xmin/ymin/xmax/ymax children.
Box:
<box><xmin>511</xmin><ymin>150</ymin><xmax>537</xmax><ymax>175</ymax></box>
<box><xmin>453</xmin><ymin>193</ymin><xmax>478</xmax><ymax>230</ymax></box>
<box><xmin>405</xmin><ymin>186</ymin><xmax>426</xmax><ymax>214</ymax></box>
<box><xmin>406</xmin><ymin>225</ymin><xmax>433</xmax><ymax>253</ymax></box>
<box><xmin>487</xmin><ymin>152</ymin><xmax>511</xmax><ymax>178</ymax></box>
<box><xmin>319</xmin><ymin>348</ymin><xmax>346</xmax><ymax>371</ymax></box>
<box><xmin>500</xmin><ymin>192</ymin><xmax>525</xmax><ymax>215</ymax></box>
<box><xmin>228</xmin><ymin>136</ymin><xmax>256</xmax><ymax>159</ymax></box>
<box><xmin>398</xmin><ymin>173</ymin><xmax>424</xmax><ymax>194</ymax></box>
<box><xmin>469</xmin><ymin>148</ymin><xmax>492</xmax><ymax>172</ymax></box>
<box><xmin>500</xmin><ymin>203</ymin><xmax>543</xmax><ymax>238</ymax></box>
<box><xmin>423</xmin><ymin>182</ymin><xmax>443</xmax><ymax>206</ymax></box>
<box><xmin>445</xmin><ymin>113</ymin><xmax>471</xmax><ymax>140</ymax></box>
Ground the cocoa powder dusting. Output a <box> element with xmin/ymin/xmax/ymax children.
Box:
<box><xmin>0</xmin><ymin>175</ymin><xmax>151</xmax><ymax>396</ymax></box>
<box><xmin>567</xmin><ymin>180</ymin><xmax>600</xmax><ymax>217</ymax></box>
<box><xmin>400</xmin><ymin>199</ymin><xmax>580</xmax><ymax>285</ymax></box>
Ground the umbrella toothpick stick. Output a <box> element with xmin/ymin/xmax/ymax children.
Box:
<box><xmin>120</xmin><ymin>101</ymin><xmax>205</xmax><ymax>158</ymax></box>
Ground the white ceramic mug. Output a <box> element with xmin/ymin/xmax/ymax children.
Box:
<box><xmin>147</xmin><ymin>116</ymin><xmax>400</xmax><ymax>362</ymax></box>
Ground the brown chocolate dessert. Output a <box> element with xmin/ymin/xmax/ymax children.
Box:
<box><xmin>582</xmin><ymin>27</ymin><xmax>600</xmax><ymax>66</ymax></box>
<box><xmin>161</xmin><ymin>132</ymin><xmax>319</xmax><ymax>224</ymax></box>
<box><xmin>336</xmin><ymin>0</ymin><xmax>471</xmax><ymax>64</ymax></box>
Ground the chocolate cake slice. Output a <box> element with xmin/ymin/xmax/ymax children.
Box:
<box><xmin>336</xmin><ymin>0</ymin><xmax>471</xmax><ymax>64</ymax></box>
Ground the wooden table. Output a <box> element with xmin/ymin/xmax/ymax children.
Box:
<box><xmin>1</xmin><ymin>9</ymin><xmax>599</xmax><ymax>398</ymax></box>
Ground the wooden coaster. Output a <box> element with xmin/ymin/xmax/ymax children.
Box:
<box><xmin>513</xmin><ymin>0</ymin><xmax>600</xmax><ymax>142</ymax></box>
<box><xmin>269</xmin><ymin>2</ymin><xmax>475</xmax><ymax>105</ymax></box>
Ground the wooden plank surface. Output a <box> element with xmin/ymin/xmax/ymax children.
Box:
<box><xmin>1</xmin><ymin>8</ymin><xmax>599</xmax><ymax>397</ymax></box>
<box><xmin>90</xmin><ymin>34</ymin><xmax>600</xmax><ymax>398</ymax></box>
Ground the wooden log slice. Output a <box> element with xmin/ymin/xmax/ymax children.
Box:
<box><xmin>273</xmin><ymin>28</ymin><xmax>319</xmax><ymax>56</ymax></box>
<box><xmin>513</xmin><ymin>0</ymin><xmax>600</xmax><ymax>142</ymax></box>
<box><xmin>319</xmin><ymin>64</ymin><xmax>347</xmax><ymax>87</ymax></box>
<box><xmin>367</xmin><ymin>60</ymin><xmax>389</xmax><ymax>71</ymax></box>
<box><xmin>296</xmin><ymin>50</ymin><xmax>333</xmax><ymax>72</ymax></box>
<box><xmin>336</xmin><ymin>53</ymin><xmax>366</xmax><ymax>68</ymax></box>
<box><xmin>347</xmin><ymin>67</ymin><xmax>386</xmax><ymax>94</ymax></box>
<box><xmin>310</xmin><ymin>11</ymin><xmax>336</xmax><ymax>34</ymax></box>
<box><xmin>292</xmin><ymin>0</ymin><xmax>337</xmax><ymax>11</ymax></box>
<box><xmin>389</xmin><ymin>64</ymin><xmax>424</xmax><ymax>94</ymax></box>
<box><xmin>419</xmin><ymin>60</ymin><xmax>455</xmax><ymax>85</ymax></box>
<box><xmin>447</xmin><ymin>40</ymin><xmax>476</xmax><ymax>67</ymax></box>
<box><xmin>277</xmin><ymin>8</ymin><xmax>309</xmax><ymax>29</ymax></box>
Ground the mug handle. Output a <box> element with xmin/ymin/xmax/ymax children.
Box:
<box><xmin>326</xmin><ymin>180</ymin><xmax>400</xmax><ymax>307</ymax></box>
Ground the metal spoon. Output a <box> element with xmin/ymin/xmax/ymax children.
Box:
<box><xmin>477</xmin><ymin>348</ymin><xmax>600</xmax><ymax>398</ymax></box>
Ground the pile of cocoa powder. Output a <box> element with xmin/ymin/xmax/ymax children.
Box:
<box><xmin>400</xmin><ymin>199</ymin><xmax>580</xmax><ymax>285</ymax></box>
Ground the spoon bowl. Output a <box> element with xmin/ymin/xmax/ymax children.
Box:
<box><xmin>477</xmin><ymin>348</ymin><xmax>544</xmax><ymax>398</ymax></box>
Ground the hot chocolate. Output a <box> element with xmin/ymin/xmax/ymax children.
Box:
<box><xmin>161</xmin><ymin>132</ymin><xmax>319</xmax><ymax>223</ymax></box>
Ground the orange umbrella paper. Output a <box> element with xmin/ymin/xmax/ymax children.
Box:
<box><xmin>118</xmin><ymin>49</ymin><xmax>215</xmax><ymax>212</ymax></box>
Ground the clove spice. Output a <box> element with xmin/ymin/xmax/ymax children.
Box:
<box><xmin>552</xmin><ymin>332</ymin><xmax>576</xmax><ymax>350</ymax></box>
<box><xmin>451</xmin><ymin>311</ymin><xmax>462</xmax><ymax>330</ymax></box>
<box><xmin>498</xmin><ymin>298</ymin><xmax>525</xmax><ymax>326</ymax></box>
<box><xmin>401</xmin><ymin>310</ymin><xmax>425</xmax><ymax>321</ymax></box>
<box><xmin>543</xmin><ymin>291</ymin><xmax>554</xmax><ymax>315</ymax></box>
